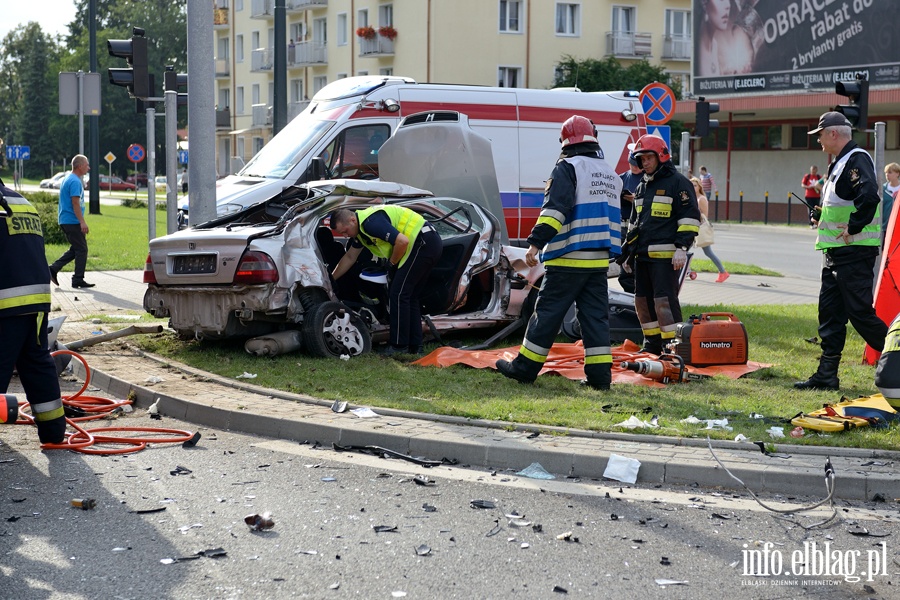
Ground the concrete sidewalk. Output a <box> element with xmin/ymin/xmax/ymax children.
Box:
<box><xmin>49</xmin><ymin>267</ymin><xmax>900</xmax><ymax>503</ymax></box>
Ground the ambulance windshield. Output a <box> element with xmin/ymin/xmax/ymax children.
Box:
<box><xmin>238</xmin><ymin>116</ymin><xmax>335</xmax><ymax>180</ymax></box>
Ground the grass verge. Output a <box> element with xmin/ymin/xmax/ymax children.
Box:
<box><xmin>133</xmin><ymin>302</ymin><xmax>898</xmax><ymax>451</ymax></box>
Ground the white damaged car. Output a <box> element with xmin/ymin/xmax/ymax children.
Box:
<box><xmin>143</xmin><ymin>114</ymin><xmax>543</xmax><ymax>357</ymax></box>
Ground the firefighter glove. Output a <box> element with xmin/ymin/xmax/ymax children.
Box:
<box><xmin>672</xmin><ymin>248</ymin><xmax>687</xmax><ymax>271</ymax></box>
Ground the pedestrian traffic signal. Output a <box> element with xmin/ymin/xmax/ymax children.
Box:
<box><xmin>695</xmin><ymin>97</ymin><xmax>719</xmax><ymax>138</ymax></box>
<box><xmin>834</xmin><ymin>73</ymin><xmax>868</xmax><ymax>131</ymax></box>
<box><xmin>107</xmin><ymin>27</ymin><xmax>149</xmax><ymax>98</ymax></box>
<box><xmin>164</xmin><ymin>66</ymin><xmax>188</xmax><ymax>107</ymax></box>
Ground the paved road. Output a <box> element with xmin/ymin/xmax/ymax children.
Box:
<box><xmin>3</xmin><ymin>406</ymin><xmax>898</xmax><ymax>600</ymax></box>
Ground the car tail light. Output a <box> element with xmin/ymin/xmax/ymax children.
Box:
<box><xmin>143</xmin><ymin>253</ymin><xmax>157</xmax><ymax>284</ymax></box>
<box><xmin>234</xmin><ymin>250</ymin><xmax>279</xmax><ymax>284</ymax></box>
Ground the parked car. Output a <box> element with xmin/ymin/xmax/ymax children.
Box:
<box><xmin>40</xmin><ymin>171</ymin><xmax>68</xmax><ymax>188</ymax></box>
<box><xmin>86</xmin><ymin>174</ymin><xmax>137</xmax><ymax>191</ymax></box>
<box><xmin>154</xmin><ymin>175</ymin><xmax>169</xmax><ymax>192</ymax></box>
<box><xmin>142</xmin><ymin>117</ymin><xmax>544</xmax><ymax>357</ymax></box>
<box><xmin>126</xmin><ymin>173</ymin><xmax>149</xmax><ymax>187</ymax></box>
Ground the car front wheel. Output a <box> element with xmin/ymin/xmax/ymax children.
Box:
<box><xmin>303</xmin><ymin>301</ymin><xmax>372</xmax><ymax>358</ymax></box>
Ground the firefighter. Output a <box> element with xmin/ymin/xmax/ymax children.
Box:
<box><xmin>0</xmin><ymin>181</ymin><xmax>67</xmax><ymax>444</ymax></box>
<box><xmin>875</xmin><ymin>313</ymin><xmax>900</xmax><ymax>407</ymax></box>
<box><xmin>495</xmin><ymin>115</ymin><xmax>623</xmax><ymax>390</ymax></box>
<box><xmin>330</xmin><ymin>204</ymin><xmax>442</xmax><ymax>356</ymax></box>
<box><xmin>625</xmin><ymin>134</ymin><xmax>700</xmax><ymax>355</ymax></box>
<box><xmin>795</xmin><ymin>112</ymin><xmax>886</xmax><ymax>390</ymax></box>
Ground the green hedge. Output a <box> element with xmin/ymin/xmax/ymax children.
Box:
<box><xmin>22</xmin><ymin>191</ymin><xmax>66</xmax><ymax>245</ymax></box>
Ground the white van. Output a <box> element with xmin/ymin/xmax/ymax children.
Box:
<box><xmin>214</xmin><ymin>75</ymin><xmax>646</xmax><ymax>240</ymax></box>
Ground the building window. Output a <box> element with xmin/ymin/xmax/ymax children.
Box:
<box><xmin>236</xmin><ymin>34</ymin><xmax>243</xmax><ymax>62</ymax></box>
<box><xmin>499</xmin><ymin>0</ymin><xmax>521</xmax><ymax>33</ymax></box>
<box><xmin>313</xmin><ymin>76</ymin><xmax>327</xmax><ymax>94</ymax></box>
<box><xmin>556</xmin><ymin>3</ymin><xmax>580</xmax><ymax>36</ymax></box>
<box><xmin>358</xmin><ymin>9</ymin><xmax>368</xmax><ymax>28</ymax></box>
<box><xmin>791</xmin><ymin>125</ymin><xmax>811</xmax><ymax>149</ymax></box>
<box><xmin>337</xmin><ymin>13</ymin><xmax>348</xmax><ymax>46</ymax></box>
<box><xmin>237</xmin><ymin>138</ymin><xmax>245</xmax><ymax>163</ymax></box>
<box><xmin>217</xmin><ymin>36</ymin><xmax>229</xmax><ymax>59</ymax></box>
<box><xmin>252</xmin><ymin>83</ymin><xmax>260</xmax><ymax>106</ymax></box>
<box><xmin>379</xmin><ymin>67</ymin><xmax>393</xmax><ymax>76</ymax></box>
<box><xmin>313</xmin><ymin>18</ymin><xmax>327</xmax><ymax>44</ymax></box>
<box><xmin>290</xmin><ymin>78</ymin><xmax>304</xmax><ymax>102</ymax></box>
<box><xmin>337</xmin><ymin>73</ymin><xmax>348</xmax><ymax>79</ymax></box>
<box><xmin>251</xmin><ymin>31</ymin><xmax>260</xmax><ymax>50</ymax></box>
<box><xmin>664</xmin><ymin>9</ymin><xmax>691</xmax><ymax>59</ymax></box>
<box><xmin>356</xmin><ymin>71</ymin><xmax>368</xmax><ymax>76</ymax></box>
<box><xmin>668</xmin><ymin>72</ymin><xmax>689</xmax><ymax>96</ymax></box>
<box><xmin>379</xmin><ymin>4</ymin><xmax>393</xmax><ymax>27</ymax></box>
<box><xmin>290</xmin><ymin>22</ymin><xmax>306</xmax><ymax>42</ymax></box>
<box><xmin>218</xmin><ymin>88</ymin><xmax>230</xmax><ymax>111</ymax></box>
<box><xmin>498</xmin><ymin>66</ymin><xmax>522</xmax><ymax>88</ymax></box>
<box><xmin>235</xmin><ymin>0</ymin><xmax>243</xmax><ymax>11</ymax></box>
<box><xmin>253</xmin><ymin>136</ymin><xmax>264</xmax><ymax>154</ymax></box>
<box><xmin>236</xmin><ymin>86</ymin><xmax>244</xmax><ymax>114</ymax></box>
<box><xmin>612</xmin><ymin>5</ymin><xmax>634</xmax><ymax>34</ymax></box>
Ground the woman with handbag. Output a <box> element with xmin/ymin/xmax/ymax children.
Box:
<box><xmin>691</xmin><ymin>177</ymin><xmax>729</xmax><ymax>283</ymax></box>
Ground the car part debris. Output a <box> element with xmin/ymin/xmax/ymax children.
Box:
<box><xmin>130</xmin><ymin>507</ymin><xmax>166</xmax><ymax>514</ymax></box>
<box><xmin>332</xmin><ymin>443</ymin><xmax>445</xmax><ymax>467</ymax></box>
<box><xmin>485</xmin><ymin>521</ymin><xmax>502</xmax><ymax>537</ymax></box>
<box><xmin>70</xmin><ymin>498</ymin><xmax>96</xmax><ymax>510</ymax></box>
<box><xmin>65</xmin><ymin>324</ymin><xmax>163</xmax><ymax>350</ymax></box>
<box><xmin>182</xmin><ymin>432</ymin><xmax>201</xmax><ymax>448</ymax></box>
<box><xmin>244</xmin><ymin>330</ymin><xmax>303</xmax><ymax>357</ymax></box>
<box><xmin>331</xmin><ymin>400</ymin><xmax>348</xmax><ymax>413</ymax></box>
<box><xmin>245</xmin><ymin>513</ymin><xmax>275</xmax><ymax>531</ymax></box>
<box><xmin>350</xmin><ymin>407</ymin><xmax>379</xmax><ymax>418</ymax></box>
<box><xmin>603</xmin><ymin>454</ymin><xmax>641</xmax><ymax>484</ymax></box>
<box><xmin>708</xmin><ymin>438</ymin><xmax>838</xmax><ymax>529</ymax></box>
<box><xmin>516</xmin><ymin>462</ymin><xmax>555</xmax><ymax>480</ymax></box>
<box><xmin>422</xmin><ymin>503</ymin><xmax>437</xmax><ymax>513</ymax></box>
<box><xmin>373</xmin><ymin>525</ymin><xmax>398</xmax><ymax>533</ymax></box>
<box><xmin>414</xmin><ymin>544</ymin><xmax>431</xmax><ymax>556</ymax></box>
<box><xmin>655</xmin><ymin>579</ymin><xmax>688</xmax><ymax>586</ymax></box>
<box><xmin>552</xmin><ymin>585</ymin><xmax>568</xmax><ymax>594</ymax></box>
<box><xmin>413</xmin><ymin>475</ymin><xmax>435</xmax><ymax>486</ymax></box>
<box><xmin>235</xmin><ymin>372</ymin><xmax>257</xmax><ymax>379</ymax></box>
<box><xmin>170</xmin><ymin>465</ymin><xmax>192</xmax><ymax>476</ymax></box>
<box><xmin>470</xmin><ymin>499</ymin><xmax>496</xmax><ymax>509</ymax></box>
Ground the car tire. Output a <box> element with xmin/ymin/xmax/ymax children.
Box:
<box><xmin>303</xmin><ymin>301</ymin><xmax>372</xmax><ymax>358</ymax></box>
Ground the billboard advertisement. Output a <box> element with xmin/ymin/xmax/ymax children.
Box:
<box><xmin>693</xmin><ymin>1</ymin><xmax>899</xmax><ymax>96</ymax></box>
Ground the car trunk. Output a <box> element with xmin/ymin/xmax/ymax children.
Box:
<box><xmin>148</xmin><ymin>227</ymin><xmax>274</xmax><ymax>286</ymax></box>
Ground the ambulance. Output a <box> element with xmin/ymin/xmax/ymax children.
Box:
<box><xmin>213</xmin><ymin>75</ymin><xmax>647</xmax><ymax>241</ymax></box>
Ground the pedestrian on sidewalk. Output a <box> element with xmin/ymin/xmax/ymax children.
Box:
<box><xmin>699</xmin><ymin>165</ymin><xmax>717</xmax><ymax>198</ymax></box>
<box><xmin>496</xmin><ymin>115</ymin><xmax>622</xmax><ymax>390</ymax></box>
<box><xmin>795</xmin><ymin>112</ymin><xmax>886</xmax><ymax>391</ymax></box>
<box><xmin>0</xmin><ymin>180</ymin><xmax>67</xmax><ymax>444</ymax></box>
<box><xmin>49</xmin><ymin>155</ymin><xmax>95</xmax><ymax>289</ymax></box>
<box><xmin>690</xmin><ymin>177</ymin><xmax>729</xmax><ymax>282</ymax></box>
<box><xmin>882</xmin><ymin>162</ymin><xmax>899</xmax><ymax>240</ymax></box>
<box><xmin>801</xmin><ymin>165</ymin><xmax>822</xmax><ymax>228</ymax></box>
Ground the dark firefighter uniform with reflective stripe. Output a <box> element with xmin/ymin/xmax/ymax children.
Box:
<box><xmin>352</xmin><ymin>204</ymin><xmax>442</xmax><ymax>352</ymax></box>
<box><xmin>503</xmin><ymin>143</ymin><xmax>623</xmax><ymax>387</ymax></box>
<box><xmin>0</xmin><ymin>186</ymin><xmax>67</xmax><ymax>443</ymax></box>
<box><xmin>631</xmin><ymin>161</ymin><xmax>700</xmax><ymax>354</ymax></box>
<box><xmin>876</xmin><ymin>313</ymin><xmax>900</xmax><ymax>407</ymax></box>
<box><xmin>814</xmin><ymin>142</ymin><xmax>886</xmax><ymax>361</ymax></box>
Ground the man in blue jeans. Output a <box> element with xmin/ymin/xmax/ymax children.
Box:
<box><xmin>49</xmin><ymin>154</ymin><xmax>94</xmax><ymax>288</ymax></box>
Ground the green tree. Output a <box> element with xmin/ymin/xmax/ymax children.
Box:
<box><xmin>552</xmin><ymin>55</ymin><xmax>683</xmax><ymax>98</ymax></box>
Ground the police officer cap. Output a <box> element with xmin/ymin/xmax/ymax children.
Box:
<box><xmin>808</xmin><ymin>111</ymin><xmax>852</xmax><ymax>135</ymax></box>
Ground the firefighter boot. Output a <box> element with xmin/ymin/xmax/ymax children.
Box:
<box><xmin>581</xmin><ymin>363</ymin><xmax>612</xmax><ymax>391</ymax></box>
<box><xmin>793</xmin><ymin>354</ymin><xmax>840</xmax><ymax>391</ymax></box>
<box><xmin>496</xmin><ymin>356</ymin><xmax>540</xmax><ymax>384</ymax></box>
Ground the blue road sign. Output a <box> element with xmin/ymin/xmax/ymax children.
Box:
<box><xmin>127</xmin><ymin>143</ymin><xmax>146</xmax><ymax>163</ymax></box>
<box><xmin>5</xmin><ymin>145</ymin><xmax>31</xmax><ymax>160</ymax></box>
<box><xmin>647</xmin><ymin>126</ymin><xmax>671</xmax><ymax>152</ymax></box>
<box><xmin>639</xmin><ymin>83</ymin><xmax>677</xmax><ymax>126</ymax></box>
<box><xmin>177</xmin><ymin>149</ymin><xmax>188</xmax><ymax>165</ymax></box>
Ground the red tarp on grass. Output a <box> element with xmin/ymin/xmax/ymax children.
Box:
<box><xmin>413</xmin><ymin>339</ymin><xmax>771</xmax><ymax>388</ymax></box>
<box><xmin>865</xmin><ymin>198</ymin><xmax>900</xmax><ymax>365</ymax></box>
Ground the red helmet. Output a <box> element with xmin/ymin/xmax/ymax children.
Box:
<box><xmin>632</xmin><ymin>134</ymin><xmax>671</xmax><ymax>163</ymax></box>
<box><xmin>560</xmin><ymin>115</ymin><xmax>598</xmax><ymax>147</ymax></box>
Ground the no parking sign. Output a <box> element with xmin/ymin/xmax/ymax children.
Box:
<box><xmin>639</xmin><ymin>83</ymin><xmax>677</xmax><ymax>126</ymax></box>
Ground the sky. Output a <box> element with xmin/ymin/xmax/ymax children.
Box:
<box><xmin>0</xmin><ymin>0</ymin><xmax>77</xmax><ymax>42</ymax></box>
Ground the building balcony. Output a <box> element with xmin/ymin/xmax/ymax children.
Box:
<box><xmin>213</xmin><ymin>5</ymin><xmax>229</xmax><ymax>28</ymax></box>
<box><xmin>252</xmin><ymin>104</ymin><xmax>271</xmax><ymax>129</ymax></box>
<box><xmin>358</xmin><ymin>34</ymin><xmax>395</xmax><ymax>57</ymax></box>
<box><xmin>287</xmin><ymin>0</ymin><xmax>327</xmax><ymax>11</ymax></box>
<box><xmin>251</xmin><ymin>48</ymin><xmax>274</xmax><ymax>72</ymax></box>
<box><xmin>250</xmin><ymin>0</ymin><xmax>274</xmax><ymax>19</ymax></box>
<box><xmin>289</xmin><ymin>41</ymin><xmax>327</xmax><ymax>66</ymax></box>
<box><xmin>662</xmin><ymin>34</ymin><xmax>691</xmax><ymax>60</ymax></box>
<box><xmin>215</xmin><ymin>58</ymin><xmax>230</xmax><ymax>78</ymax></box>
<box><xmin>216</xmin><ymin>108</ymin><xmax>231</xmax><ymax>129</ymax></box>
<box><xmin>288</xmin><ymin>100</ymin><xmax>311</xmax><ymax>121</ymax></box>
<box><xmin>605</xmin><ymin>31</ymin><xmax>652</xmax><ymax>58</ymax></box>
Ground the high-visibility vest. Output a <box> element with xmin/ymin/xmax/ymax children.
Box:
<box><xmin>816</xmin><ymin>148</ymin><xmax>881</xmax><ymax>250</ymax></box>
<box><xmin>356</xmin><ymin>205</ymin><xmax>425</xmax><ymax>268</ymax></box>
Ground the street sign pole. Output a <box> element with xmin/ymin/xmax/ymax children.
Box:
<box><xmin>165</xmin><ymin>89</ymin><xmax>178</xmax><ymax>234</ymax></box>
<box><xmin>147</xmin><ymin>105</ymin><xmax>156</xmax><ymax>241</ymax></box>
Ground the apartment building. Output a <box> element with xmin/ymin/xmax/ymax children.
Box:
<box><xmin>212</xmin><ymin>0</ymin><xmax>692</xmax><ymax>176</ymax></box>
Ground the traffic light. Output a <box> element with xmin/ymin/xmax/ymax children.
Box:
<box><xmin>107</xmin><ymin>27</ymin><xmax>149</xmax><ymax>98</ymax></box>
<box><xmin>695</xmin><ymin>97</ymin><xmax>719</xmax><ymax>138</ymax></box>
<box><xmin>164</xmin><ymin>66</ymin><xmax>188</xmax><ymax>107</ymax></box>
<box><xmin>135</xmin><ymin>74</ymin><xmax>156</xmax><ymax>114</ymax></box>
<box><xmin>834</xmin><ymin>73</ymin><xmax>868</xmax><ymax>131</ymax></box>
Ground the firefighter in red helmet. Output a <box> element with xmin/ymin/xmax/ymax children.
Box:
<box><xmin>496</xmin><ymin>115</ymin><xmax>623</xmax><ymax>390</ymax></box>
<box><xmin>622</xmin><ymin>134</ymin><xmax>700</xmax><ymax>355</ymax></box>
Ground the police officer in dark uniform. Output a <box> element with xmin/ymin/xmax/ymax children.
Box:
<box><xmin>795</xmin><ymin>112</ymin><xmax>887</xmax><ymax>390</ymax></box>
<box><xmin>617</xmin><ymin>152</ymin><xmax>643</xmax><ymax>293</ymax></box>
<box><xmin>0</xmin><ymin>181</ymin><xmax>67</xmax><ymax>444</ymax></box>
<box><xmin>624</xmin><ymin>134</ymin><xmax>700</xmax><ymax>355</ymax></box>
<box><xmin>330</xmin><ymin>204</ymin><xmax>442</xmax><ymax>356</ymax></box>
<box><xmin>495</xmin><ymin>115</ymin><xmax>623</xmax><ymax>390</ymax></box>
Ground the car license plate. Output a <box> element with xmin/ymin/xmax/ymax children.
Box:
<box><xmin>173</xmin><ymin>254</ymin><xmax>217</xmax><ymax>275</ymax></box>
